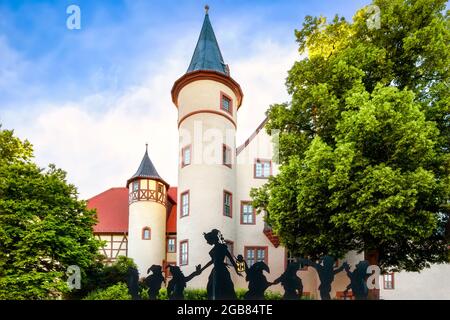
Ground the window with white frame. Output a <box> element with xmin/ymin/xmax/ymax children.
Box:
<box><xmin>254</xmin><ymin>159</ymin><xmax>271</xmax><ymax>178</ymax></box>
<box><xmin>180</xmin><ymin>240</ymin><xmax>188</xmax><ymax>265</ymax></box>
<box><xmin>241</xmin><ymin>202</ymin><xmax>255</xmax><ymax>224</ymax></box>
<box><xmin>181</xmin><ymin>191</ymin><xmax>189</xmax><ymax>217</ymax></box>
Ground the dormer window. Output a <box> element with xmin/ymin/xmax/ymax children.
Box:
<box><xmin>220</xmin><ymin>92</ymin><xmax>232</xmax><ymax>115</ymax></box>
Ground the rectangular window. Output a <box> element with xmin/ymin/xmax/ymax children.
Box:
<box><xmin>245</xmin><ymin>247</ymin><xmax>268</xmax><ymax>268</ymax></box>
<box><xmin>180</xmin><ymin>240</ymin><xmax>188</xmax><ymax>266</ymax></box>
<box><xmin>182</xmin><ymin>145</ymin><xmax>191</xmax><ymax>167</ymax></box>
<box><xmin>383</xmin><ymin>273</ymin><xmax>394</xmax><ymax>289</ymax></box>
<box><xmin>254</xmin><ymin>159</ymin><xmax>272</xmax><ymax>178</ymax></box>
<box><xmin>223</xmin><ymin>191</ymin><xmax>232</xmax><ymax>217</ymax></box>
<box><xmin>225</xmin><ymin>240</ymin><xmax>234</xmax><ymax>265</ymax></box>
<box><xmin>132</xmin><ymin>181</ymin><xmax>139</xmax><ymax>192</ymax></box>
<box><xmin>142</xmin><ymin>227</ymin><xmax>151</xmax><ymax>240</ymax></box>
<box><xmin>167</xmin><ymin>237</ymin><xmax>176</xmax><ymax>253</ymax></box>
<box><xmin>286</xmin><ymin>251</ymin><xmax>308</xmax><ymax>270</ymax></box>
<box><xmin>220</xmin><ymin>92</ymin><xmax>232</xmax><ymax>115</ymax></box>
<box><xmin>222</xmin><ymin>144</ymin><xmax>232</xmax><ymax>168</ymax></box>
<box><xmin>241</xmin><ymin>201</ymin><xmax>255</xmax><ymax>225</ymax></box>
<box><xmin>181</xmin><ymin>191</ymin><xmax>189</xmax><ymax>217</ymax></box>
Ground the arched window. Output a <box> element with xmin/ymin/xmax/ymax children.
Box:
<box><xmin>142</xmin><ymin>227</ymin><xmax>151</xmax><ymax>240</ymax></box>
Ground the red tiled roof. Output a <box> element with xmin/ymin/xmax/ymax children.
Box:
<box><xmin>168</xmin><ymin>187</ymin><xmax>177</xmax><ymax>204</ymax></box>
<box><xmin>88</xmin><ymin>186</ymin><xmax>178</xmax><ymax>234</ymax></box>
<box><xmin>167</xmin><ymin>187</ymin><xmax>177</xmax><ymax>233</ymax></box>
<box><xmin>88</xmin><ymin>188</ymin><xmax>129</xmax><ymax>233</ymax></box>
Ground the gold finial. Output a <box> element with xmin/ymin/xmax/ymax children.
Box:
<box><xmin>205</xmin><ymin>4</ymin><xmax>209</xmax><ymax>14</ymax></box>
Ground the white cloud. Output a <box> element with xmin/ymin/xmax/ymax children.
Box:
<box><xmin>2</xmin><ymin>34</ymin><xmax>299</xmax><ymax>200</ymax></box>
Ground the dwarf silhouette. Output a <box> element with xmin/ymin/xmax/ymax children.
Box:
<box><xmin>343</xmin><ymin>261</ymin><xmax>369</xmax><ymax>300</ymax></box>
<box><xmin>144</xmin><ymin>265</ymin><xmax>165</xmax><ymax>300</ymax></box>
<box><xmin>167</xmin><ymin>265</ymin><xmax>202</xmax><ymax>300</ymax></box>
<box><xmin>244</xmin><ymin>261</ymin><xmax>271</xmax><ymax>300</ymax></box>
<box><xmin>272</xmin><ymin>261</ymin><xmax>303</xmax><ymax>300</ymax></box>
<box><xmin>301</xmin><ymin>256</ymin><xmax>345</xmax><ymax>300</ymax></box>
<box><xmin>126</xmin><ymin>266</ymin><xmax>140</xmax><ymax>300</ymax></box>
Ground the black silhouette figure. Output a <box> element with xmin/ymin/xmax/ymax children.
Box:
<box><xmin>244</xmin><ymin>261</ymin><xmax>271</xmax><ymax>300</ymax></box>
<box><xmin>166</xmin><ymin>264</ymin><xmax>202</xmax><ymax>300</ymax></box>
<box><xmin>272</xmin><ymin>261</ymin><xmax>303</xmax><ymax>300</ymax></box>
<box><xmin>199</xmin><ymin>229</ymin><xmax>242</xmax><ymax>300</ymax></box>
<box><xmin>301</xmin><ymin>256</ymin><xmax>345</xmax><ymax>300</ymax></box>
<box><xmin>343</xmin><ymin>261</ymin><xmax>369</xmax><ymax>300</ymax></box>
<box><xmin>126</xmin><ymin>266</ymin><xmax>140</xmax><ymax>300</ymax></box>
<box><xmin>144</xmin><ymin>265</ymin><xmax>165</xmax><ymax>300</ymax></box>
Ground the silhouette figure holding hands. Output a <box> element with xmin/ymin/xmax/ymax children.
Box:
<box><xmin>272</xmin><ymin>261</ymin><xmax>303</xmax><ymax>300</ymax></box>
<box><xmin>126</xmin><ymin>266</ymin><xmax>140</xmax><ymax>300</ymax></box>
<box><xmin>301</xmin><ymin>256</ymin><xmax>345</xmax><ymax>300</ymax></box>
<box><xmin>199</xmin><ymin>229</ymin><xmax>242</xmax><ymax>300</ymax></box>
<box><xmin>166</xmin><ymin>264</ymin><xmax>202</xmax><ymax>300</ymax></box>
<box><xmin>343</xmin><ymin>261</ymin><xmax>369</xmax><ymax>300</ymax></box>
<box><xmin>244</xmin><ymin>261</ymin><xmax>272</xmax><ymax>300</ymax></box>
<box><xmin>144</xmin><ymin>265</ymin><xmax>165</xmax><ymax>300</ymax></box>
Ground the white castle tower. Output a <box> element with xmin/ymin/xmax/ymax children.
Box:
<box><xmin>171</xmin><ymin>7</ymin><xmax>244</xmax><ymax>287</ymax></box>
<box><xmin>126</xmin><ymin>145</ymin><xmax>169</xmax><ymax>276</ymax></box>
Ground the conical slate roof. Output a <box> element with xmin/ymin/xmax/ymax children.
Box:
<box><xmin>186</xmin><ymin>10</ymin><xmax>228</xmax><ymax>75</ymax></box>
<box><xmin>127</xmin><ymin>146</ymin><xmax>168</xmax><ymax>187</ymax></box>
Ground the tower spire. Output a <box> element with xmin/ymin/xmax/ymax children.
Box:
<box><xmin>186</xmin><ymin>6</ymin><xmax>227</xmax><ymax>75</ymax></box>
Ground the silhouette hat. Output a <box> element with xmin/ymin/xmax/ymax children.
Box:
<box><xmin>148</xmin><ymin>265</ymin><xmax>162</xmax><ymax>274</ymax></box>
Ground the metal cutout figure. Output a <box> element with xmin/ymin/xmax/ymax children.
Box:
<box><xmin>244</xmin><ymin>261</ymin><xmax>271</xmax><ymax>300</ymax></box>
<box><xmin>166</xmin><ymin>264</ymin><xmax>202</xmax><ymax>300</ymax></box>
<box><xmin>144</xmin><ymin>264</ymin><xmax>165</xmax><ymax>300</ymax></box>
<box><xmin>199</xmin><ymin>229</ymin><xmax>242</xmax><ymax>300</ymax></box>
<box><xmin>301</xmin><ymin>256</ymin><xmax>345</xmax><ymax>300</ymax></box>
<box><xmin>272</xmin><ymin>261</ymin><xmax>303</xmax><ymax>300</ymax></box>
<box><xmin>126</xmin><ymin>266</ymin><xmax>140</xmax><ymax>300</ymax></box>
<box><xmin>343</xmin><ymin>261</ymin><xmax>370</xmax><ymax>300</ymax></box>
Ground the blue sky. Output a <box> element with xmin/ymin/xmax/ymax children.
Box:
<box><xmin>0</xmin><ymin>0</ymin><xmax>371</xmax><ymax>199</ymax></box>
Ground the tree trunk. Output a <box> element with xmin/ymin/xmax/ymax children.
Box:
<box><xmin>365</xmin><ymin>249</ymin><xmax>380</xmax><ymax>300</ymax></box>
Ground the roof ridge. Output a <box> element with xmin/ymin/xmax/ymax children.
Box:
<box><xmin>86</xmin><ymin>187</ymin><xmax>127</xmax><ymax>201</ymax></box>
<box><xmin>236</xmin><ymin>117</ymin><xmax>269</xmax><ymax>155</ymax></box>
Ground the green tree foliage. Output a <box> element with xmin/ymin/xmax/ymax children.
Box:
<box><xmin>252</xmin><ymin>0</ymin><xmax>449</xmax><ymax>271</ymax></box>
<box><xmin>68</xmin><ymin>255</ymin><xmax>137</xmax><ymax>299</ymax></box>
<box><xmin>0</xmin><ymin>126</ymin><xmax>102</xmax><ymax>299</ymax></box>
<box><xmin>83</xmin><ymin>282</ymin><xmax>131</xmax><ymax>300</ymax></box>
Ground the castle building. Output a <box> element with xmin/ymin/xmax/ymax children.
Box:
<box><xmin>87</xmin><ymin>9</ymin><xmax>449</xmax><ymax>300</ymax></box>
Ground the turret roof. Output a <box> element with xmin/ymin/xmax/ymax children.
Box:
<box><xmin>186</xmin><ymin>8</ymin><xmax>228</xmax><ymax>75</ymax></box>
<box><xmin>127</xmin><ymin>145</ymin><xmax>168</xmax><ymax>187</ymax></box>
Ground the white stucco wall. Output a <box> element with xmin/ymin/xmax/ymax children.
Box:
<box><xmin>128</xmin><ymin>181</ymin><xmax>167</xmax><ymax>277</ymax></box>
<box><xmin>380</xmin><ymin>263</ymin><xmax>450</xmax><ymax>300</ymax></box>
<box><xmin>177</xmin><ymin>78</ymin><xmax>238</xmax><ymax>288</ymax></box>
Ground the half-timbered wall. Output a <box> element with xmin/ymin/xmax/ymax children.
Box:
<box><xmin>96</xmin><ymin>233</ymin><xmax>128</xmax><ymax>264</ymax></box>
